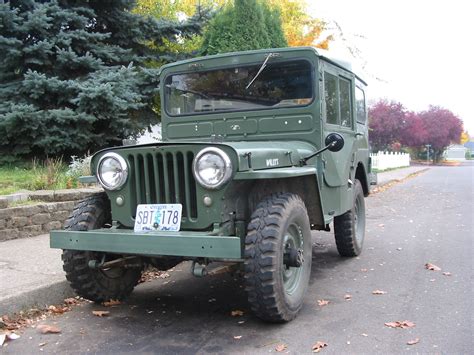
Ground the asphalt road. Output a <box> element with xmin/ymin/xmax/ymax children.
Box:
<box><xmin>5</xmin><ymin>163</ymin><xmax>473</xmax><ymax>354</ymax></box>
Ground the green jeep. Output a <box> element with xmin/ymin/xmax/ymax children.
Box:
<box><xmin>51</xmin><ymin>47</ymin><xmax>370</xmax><ymax>322</ymax></box>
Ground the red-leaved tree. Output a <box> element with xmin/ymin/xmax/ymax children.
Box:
<box><xmin>400</xmin><ymin>111</ymin><xmax>428</xmax><ymax>147</ymax></box>
<box><xmin>368</xmin><ymin>100</ymin><xmax>407</xmax><ymax>151</ymax></box>
<box><xmin>369</xmin><ymin>101</ymin><xmax>463</xmax><ymax>162</ymax></box>
<box><xmin>418</xmin><ymin>106</ymin><xmax>463</xmax><ymax>162</ymax></box>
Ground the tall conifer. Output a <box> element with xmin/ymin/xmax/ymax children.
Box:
<box><xmin>0</xmin><ymin>0</ymin><xmax>207</xmax><ymax>160</ymax></box>
<box><xmin>201</xmin><ymin>0</ymin><xmax>287</xmax><ymax>55</ymax></box>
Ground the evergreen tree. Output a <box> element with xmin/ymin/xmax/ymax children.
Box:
<box><xmin>0</xmin><ymin>0</ymin><xmax>207</xmax><ymax>161</ymax></box>
<box><xmin>201</xmin><ymin>0</ymin><xmax>287</xmax><ymax>55</ymax></box>
<box><xmin>262</xmin><ymin>2</ymin><xmax>286</xmax><ymax>48</ymax></box>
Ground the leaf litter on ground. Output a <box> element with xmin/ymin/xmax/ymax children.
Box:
<box><xmin>0</xmin><ymin>332</ymin><xmax>20</xmax><ymax>346</ymax></box>
<box><xmin>275</xmin><ymin>343</ymin><xmax>287</xmax><ymax>352</ymax></box>
<box><xmin>92</xmin><ymin>311</ymin><xmax>110</xmax><ymax>317</ymax></box>
<box><xmin>36</xmin><ymin>324</ymin><xmax>61</xmax><ymax>334</ymax></box>
<box><xmin>317</xmin><ymin>299</ymin><xmax>330</xmax><ymax>306</ymax></box>
<box><xmin>312</xmin><ymin>341</ymin><xmax>328</xmax><ymax>353</ymax></box>
<box><xmin>384</xmin><ymin>320</ymin><xmax>416</xmax><ymax>329</ymax></box>
<box><xmin>425</xmin><ymin>263</ymin><xmax>441</xmax><ymax>271</ymax></box>
<box><xmin>102</xmin><ymin>300</ymin><xmax>121</xmax><ymax>307</ymax></box>
<box><xmin>407</xmin><ymin>338</ymin><xmax>420</xmax><ymax>345</ymax></box>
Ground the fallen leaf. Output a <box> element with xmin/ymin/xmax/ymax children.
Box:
<box><xmin>378</xmin><ymin>223</ymin><xmax>385</xmax><ymax>227</ymax></box>
<box><xmin>372</xmin><ymin>290</ymin><xmax>387</xmax><ymax>295</ymax></box>
<box><xmin>63</xmin><ymin>298</ymin><xmax>79</xmax><ymax>305</ymax></box>
<box><xmin>231</xmin><ymin>310</ymin><xmax>244</xmax><ymax>317</ymax></box>
<box><xmin>275</xmin><ymin>343</ymin><xmax>287</xmax><ymax>352</ymax></box>
<box><xmin>39</xmin><ymin>342</ymin><xmax>47</xmax><ymax>347</ymax></box>
<box><xmin>442</xmin><ymin>272</ymin><xmax>452</xmax><ymax>276</ymax></box>
<box><xmin>7</xmin><ymin>333</ymin><xmax>20</xmax><ymax>340</ymax></box>
<box><xmin>407</xmin><ymin>338</ymin><xmax>420</xmax><ymax>345</ymax></box>
<box><xmin>312</xmin><ymin>341</ymin><xmax>328</xmax><ymax>353</ymax></box>
<box><xmin>317</xmin><ymin>299</ymin><xmax>330</xmax><ymax>306</ymax></box>
<box><xmin>48</xmin><ymin>305</ymin><xmax>68</xmax><ymax>314</ymax></box>
<box><xmin>233</xmin><ymin>335</ymin><xmax>242</xmax><ymax>340</ymax></box>
<box><xmin>92</xmin><ymin>311</ymin><xmax>110</xmax><ymax>317</ymax></box>
<box><xmin>425</xmin><ymin>263</ymin><xmax>441</xmax><ymax>271</ymax></box>
<box><xmin>360</xmin><ymin>268</ymin><xmax>368</xmax><ymax>272</ymax></box>
<box><xmin>361</xmin><ymin>333</ymin><xmax>368</xmax><ymax>337</ymax></box>
<box><xmin>37</xmin><ymin>324</ymin><xmax>61</xmax><ymax>334</ymax></box>
<box><xmin>344</xmin><ymin>294</ymin><xmax>352</xmax><ymax>300</ymax></box>
<box><xmin>384</xmin><ymin>320</ymin><xmax>416</xmax><ymax>329</ymax></box>
<box><xmin>102</xmin><ymin>300</ymin><xmax>121</xmax><ymax>307</ymax></box>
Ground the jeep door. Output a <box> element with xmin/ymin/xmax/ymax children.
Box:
<box><xmin>319</xmin><ymin>61</ymin><xmax>357</xmax><ymax>214</ymax></box>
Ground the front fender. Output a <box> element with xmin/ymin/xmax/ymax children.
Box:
<box><xmin>234</xmin><ymin>166</ymin><xmax>317</xmax><ymax>179</ymax></box>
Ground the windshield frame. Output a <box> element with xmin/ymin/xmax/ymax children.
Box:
<box><xmin>163</xmin><ymin>58</ymin><xmax>315</xmax><ymax>118</ymax></box>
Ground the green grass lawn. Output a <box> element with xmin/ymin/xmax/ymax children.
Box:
<box><xmin>0</xmin><ymin>160</ymin><xmax>79</xmax><ymax>196</ymax></box>
<box><xmin>0</xmin><ymin>167</ymin><xmax>38</xmax><ymax>195</ymax></box>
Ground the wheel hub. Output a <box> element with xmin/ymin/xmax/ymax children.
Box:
<box><xmin>282</xmin><ymin>224</ymin><xmax>304</xmax><ymax>295</ymax></box>
<box><xmin>283</xmin><ymin>248</ymin><xmax>304</xmax><ymax>267</ymax></box>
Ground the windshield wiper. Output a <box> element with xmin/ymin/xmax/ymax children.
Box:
<box><xmin>165</xmin><ymin>85</ymin><xmax>212</xmax><ymax>99</ymax></box>
<box><xmin>245</xmin><ymin>52</ymin><xmax>279</xmax><ymax>90</ymax></box>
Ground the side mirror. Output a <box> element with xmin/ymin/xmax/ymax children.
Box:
<box><xmin>325</xmin><ymin>133</ymin><xmax>345</xmax><ymax>152</ymax></box>
<box><xmin>300</xmin><ymin>132</ymin><xmax>345</xmax><ymax>165</ymax></box>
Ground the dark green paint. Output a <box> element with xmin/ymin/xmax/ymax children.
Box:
<box><xmin>51</xmin><ymin>229</ymin><xmax>242</xmax><ymax>259</ymax></box>
<box><xmin>51</xmin><ymin>47</ymin><xmax>370</xmax><ymax>261</ymax></box>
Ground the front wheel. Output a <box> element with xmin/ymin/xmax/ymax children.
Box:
<box><xmin>62</xmin><ymin>193</ymin><xmax>143</xmax><ymax>303</ymax></box>
<box><xmin>334</xmin><ymin>179</ymin><xmax>366</xmax><ymax>257</ymax></box>
<box><xmin>244</xmin><ymin>193</ymin><xmax>312</xmax><ymax>322</ymax></box>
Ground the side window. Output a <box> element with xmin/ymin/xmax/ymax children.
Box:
<box><xmin>324</xmin><ymin>72</ymin><xmax>338</xmax><ymax>125</ymax></box>
<box><xmin>324</xmin><ymin>71</ymin><xmax>354</xmax><ymax>128</ymax></box>
<box><xmin>355</xmin><ymin>86</ymin><xmax>366</xmax><ymax>124</ymax></box>
<box><xmin>339</xmin><ymin>78</ymin><xmax>352</xmax><ymax>127</ymax></box>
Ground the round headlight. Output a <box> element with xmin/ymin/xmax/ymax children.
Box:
<box><xmin>193</xmin><ymin>148</ymin><xmax>232</xmax><ymax>189</ymax></box>
<box><xmin>96</xmin><ymin>153</ymin><xmax>128</xmax><ymax>191</ymax></box>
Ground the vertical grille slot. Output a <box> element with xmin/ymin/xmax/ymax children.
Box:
<box><xmin>128</xmin><ymin>150</ymin><xmax>197</xmax><ymax>220</ymax></box>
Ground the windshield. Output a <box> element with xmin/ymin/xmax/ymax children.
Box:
<box><xmin>165</xmin><ymin>59</ymin><xmax>313</xmax><ymax>116</ymax></box>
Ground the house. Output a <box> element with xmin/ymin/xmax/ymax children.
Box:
<box><xmin>464</xmin><ymin>140</ymin><xmax>474</xmax><ymax>158</ymax></box>
<box><xmin>444</xmin><ymin>144</ymin><xmax>467</xmax><ymax>161</ymax></box>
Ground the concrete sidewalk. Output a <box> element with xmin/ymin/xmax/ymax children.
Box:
<box><xmin>0</xmin><ymin>234</ymin><xmax>74</xmax><ymax>315</ymax></box>
<box><xmin>374</xmin><ymin>165</ymin><xmax>429</xmax><ymax>187</ymax></box>
<box><xmin>0</xmin><ymin>165</ymin><xmax>430</xmax><ymax>316</ymax></box>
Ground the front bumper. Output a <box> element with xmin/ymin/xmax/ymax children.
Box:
<box><xmin>50</xmin><ymin>229</ymin><xmax>242</xmax><ymax>260</ymax></box>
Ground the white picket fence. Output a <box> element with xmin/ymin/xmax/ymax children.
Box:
<box><xmin>370</xmin><ymin>151</ymin><xmax>410</xmax><ymax>171</ymax></box>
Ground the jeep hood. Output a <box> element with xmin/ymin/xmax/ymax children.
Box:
<box><xmin>93</xmin><ymin>141</ymin><xmax>316</xmax><ymax>172</ymax></box>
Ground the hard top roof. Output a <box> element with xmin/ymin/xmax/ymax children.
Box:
<box><xmin>160</xmin><ymin>46</ymin><xmax>366</xmax><ymax>85</ymax></box>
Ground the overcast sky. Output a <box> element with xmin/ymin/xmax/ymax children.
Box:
<box><xmin>309</xmin><ymin>0</ymin><xmax>473</xmax><ymax>135</ymax></box>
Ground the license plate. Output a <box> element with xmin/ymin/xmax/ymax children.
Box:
<box><xmin>134</xmin><ymin>204</ymin><xmax>182</xmax><ymax>232</ymax></box>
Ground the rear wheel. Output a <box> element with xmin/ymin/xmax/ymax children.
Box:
<box><xmin>244</xmin><ymin>193</ymin><xmax>312</xmax><ymax>322</ymax></box>
<box><xmin>62</xmin><ymin>193</ymin><xmax>143</xmax><ymax>303</ymax></box>
<box><xmin>334</xmin><ymin>179</ymin><xmax>366</xmax><ymax>257</ymax></box>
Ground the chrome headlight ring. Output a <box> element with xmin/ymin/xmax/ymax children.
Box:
<box><xmin>193</xmin><ymin>147</ymin><xmax>233</xmax><ymax>189</ymax></box>
<box><xmin>96</xmin><ymin>152</ymin><xmax>128</xmax><ymax>191</ymax></box>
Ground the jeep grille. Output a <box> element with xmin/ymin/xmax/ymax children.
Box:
<box><xmin>127</xmin><ymin>151</ymin><xmax>198</xmax><ymax>221</ymax></box>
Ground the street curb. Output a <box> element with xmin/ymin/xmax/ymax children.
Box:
<box><xmin>0</xmin><ymin>280</ymin><xmax>74</xmax><ymax>316</ymax></box>
<box><xmin>371</xmin><ymin>167</ymin><xmax>430</xmax><ymax>192</ymax></box>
